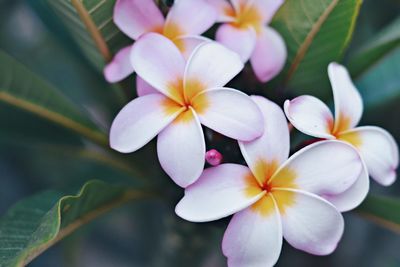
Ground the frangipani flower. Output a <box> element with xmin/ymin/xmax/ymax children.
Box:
<box><xmin>110</xmin><ymin>33</ymin><xmax>264</xmax><ymax>187</ymax></box>
<box><xmin>208</xmin><ymin>0</ymin><xmax>287</xmax><ymax>82</ymax></box>
<box><xmin>176</xmin><ymin>96</ymin><xmax>363</xmax><ymax>266</ymax></box>
<box><xmin>104</xmin><ymin>0</ymin><xmax>216</xmax><ymax>83</ymax></box>
<box><xmin>284</xmin><ymin>63</ymin><xmax>399</xmax><ymax>210</ymax></box>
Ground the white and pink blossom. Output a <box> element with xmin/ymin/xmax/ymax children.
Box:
<box><xmin>284</xmin><ymin>62</ymin><xmax>399</xmax><ymax>211</ymax></box>
<box><xmin>109</xmin><ymin>33</ymin><xmax>264</xmax><ymax>187</ymax></box>
<box><xmin>208</xmin><ymin>0</ymin><xmax>287</xmax><ymax>82</ymax></box>
<box><xmin>176</xmin><ymin>96</ymin><xmax>364</xmax><ymax>266</ymax></box>
<box><xmin>104</xmin><ymin>0</ymin><xmax>216</xmax><ymax>83</ymax></box>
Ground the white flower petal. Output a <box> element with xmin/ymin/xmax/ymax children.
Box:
<box><xmin>251</xmin><ymin>0</ymin><xmax>284</xmax><ymax>24</ymax></box>
<box><xmin>104</xmin><ymin>45</ymin><xmax>134</xmax><ymax>83</ymax></box>
<box><xmin>173</xmin><ymin>35</ymin><xmax>211</xmax><ymax>60</ymax></box>
<box><xmin>131</xmin><ymin>33</ymin><xmax>185</xmax><ymax>104</ymax></box>
<box><xmin>328</xmin><ymin>62</ymin><xmax>363</xmax><ymax>133</ymax></box>
<box><xmin>340</xmin><ymin>126</ymin><xmax>399</xmax><ymax>186</ymax></box>
<box><xmin>157</xmin><ymin>108</ymin><xmax>205</xmax><ymax>187</ymax></box>
<box><xmin>164</xmin><ymin>0</ymin><xmax>216</xmax><ymax>36</ymax></box>
<box><xmin>110</xmin><ymin>94</ymin><xmax>183</xmax><ymax>153</ymax></box>
<box><xmin>193</xmin><ymin>88</ymin><xmax>264</xmax><ymax>141</ymax></box>
<box><xmin>239</xmin><ymin>96</ymin><xmax>290</xmax><ymax>181</ymax></box>
<box><xmin>271</xmin><ymin>141</ymin><xmax>363</xmax><ymax>196</ymax></box>
<box><xmin>184</xmin><ymin>42</ymin><xmax>243</xmax><ymax>97</ymax></box>
<box><xmin>222</xmin><ymin>199</ymin><xmax>282</xmax><ymax>267</ymax></box>
<box><xmin>216</xmin><ymin>24</ymin><xmax>257</xmax><ymax>62</ymax></box>
<box><xmin>113</xmin><ymin>0</ymin><xmax>164</xmax><ymax>40</ymax></box>
<box><xmin>175</xmin><ymin>164</ymin><xmax>265</xmax><ymax>222</ymax></box>
<box><xmin>250</xmin><ymin>26</ymin><xmax>287</xmax><ymax>82</ymax></box>
<box><xmin>278</xmin><ymin>189</ymin><xmax>344</xmax><ymax>255</ymax></box>
<box><xmin>284</xmin><ymin>95</ymin><xmax>335</xmax><ymax>139</ymax></box>
<box><xmin>324</xmin><ymin>160</ymin><xmax>369</xmax><ymax>212</ymax></box>
<box><xmin>206</xmin><ymin>0</ymin><xmax>236</xmax><ymax>22</ymax></box>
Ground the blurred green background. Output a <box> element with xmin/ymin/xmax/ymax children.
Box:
<box><xmin>0</xmin><ymin>0</ymin><xmax>399</xmax><ymax>266</ymax></box>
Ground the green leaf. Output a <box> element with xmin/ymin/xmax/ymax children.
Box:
<box><xmin>0</xmin><ymin>180</ymin><xmax>146</xmax><ymax>267</ymax></box>
<box><xmin>350</xmin><ymin>17</ymin><xmax>400</xmax><ymax>107</ymax></box>
<box><xmin>355</xmin><ymin>47</ymin><xmax>400</xmax><ymax>107</ymax></box>
<box><xmin>271</xmin><ymin>0</ymin><xmax>362</xmax><ymax>98</ymax></box>
<box><xmin>349</xmin><ymin>16</ymin><xmax>400</xmax><ymax>78</ymax></box>
<box><xmin>44</xmin><ymin>0</ymin><xmax>130</xmax><ymax>70</ymax></box>
<box><xmin>356</xmin><ymin>195</ymin><xmax>400</xmax><ymax>234</ymax></box>
<box><xmin>0</xmin><ymin>50</ymin><xmax>107</xmax><ymax>146</ymax></box>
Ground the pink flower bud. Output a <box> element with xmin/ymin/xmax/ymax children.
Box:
<box><xmin>205</xmin><ymin>149</ymin><xmax>223</xmax><ymax>166</ymax></box>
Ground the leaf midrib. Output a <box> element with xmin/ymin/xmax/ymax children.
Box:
<box><xmin>284</xmin><ymin>0</ymin><xmax>340</xmax><ymax>84</ymax></box>
<box><xmin>0</xmin><ymin>91</ymin><xmax>107</xmax><ymax>146</ymax></box>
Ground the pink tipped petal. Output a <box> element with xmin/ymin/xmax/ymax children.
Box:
<box><xmin>284</xmin><ymin>96</ymin><xmax>335</xmax><ymax>139</ymax></box>
<box><xmin>173</xmin><ymin>35</ymin><xmax>211</xmax><ymax>60</ymax></box>
<box><xmin>194</xmin><ymin>88</ymin><xmax>264</xmax><ymax>141</ymax></box>
<box><xmin>239</xmin><ymin>96</ymin><xmax>290</xmax><ymax>175</ymax></box>
<box><xmin>279</xmin><ymin>189</ymin><xmax>344</xmax><ymax>255</ymax></box>
<box><xmin>341</xmin><ymin>126</ymin><xmax>399</xmax><ymax>186</ymax></box>
<box><xmin>273</xmin><ymin>141</ymin><xmax>363</xmax><ymax>196</ymax></box>
<box><xmin>104</xmin><ymin>45</ymin><xmax>134</xmax><ymax>83</ymax></box>
<box><xmin>206</xmin><ymin>0</ymin><xmax>236</xmax><ymax>22</ymax></box>
<box><xmin>157</xmin><ymin>108</ymin><xmax>205</xmax><ymax>187</ymax></box>
<box><xmin>175</xmin><ymin>164</ymin><xmax>265</xmax><ymax>222</ymax></box>
<box><xmin>250</xmin><ymin>26</ymin><xmax>287</xmax><ymax>82</ymax></box>
<box><xmin>184</xmin><ymin>42</ymin><xmax>243</xmax><ymax>93</ymax></box>
<box><xmin>131</xmin><ymin>33</ymin><xmax>185</xmax><ymax>104</ymax></box>
<box><xmin>136</xmin><ymin>75</ymin><xmax>159</xmax><ymax>97</ymax></box>
<box><xmin>216</xmin><ymin>24</ymin><xmax>257</xmax><ymax>62</ymax></box>
<box><xmin>324</xmin><ymin>160</ymin><xmax>369</xmax><ymax>212</ymax></box>
<box><xmin>252</xmin><ymin>0</ymin><xmax>285</xmax><ymax>23</ymax></box>
<box><xmin>222</xmin><ymin>202</ymin><xmax>282</xmax><ymax>267</ymax></box>
<box><xmin>165</xmin><ymin>0</ymin><xmax>217</xmax><ymax>36</ymax></box>
<box><xmin>110</xmin><ymin>94</ymin><xmax>183</xmax><ymax>153</ymax></box>
<box><xmin>113</xmin><ymin>0</ymin><xmax>164</xmax><ymax>40</ymax></box>
<box><xmin>328</xmin><ymin>62</ymin><xmax>363</xmax><ymax>132</ymax></box>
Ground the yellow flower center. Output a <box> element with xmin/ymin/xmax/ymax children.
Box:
<box><xmin>328</xmin><ymin>114</ymin><xmax>363</xmax><ymax>148</ymax></box>
<box><xmin>230</xmin><ymin>4</ymin><xmax>263</xmax><ymax>33</ymax></box>
<box><xmin>245</xmin><ymin>159</ymin><xmax>298</xmax><ymax>216</ymax></box>
<box><xmin>161</xmin><ymin>78</ymin><xmax>210</xmax><ymax>124</ymax></box>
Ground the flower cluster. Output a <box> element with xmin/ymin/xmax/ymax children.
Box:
<box><xmin>106</xmin><ymin>0</ymin><xmax>399</xmax><ymax>266</ymax></box>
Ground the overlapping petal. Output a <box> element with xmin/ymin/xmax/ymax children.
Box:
<box><xmin>324</xmin><ymin>161</ymin><xmax>369</xmax><ymax>212</ymax></box>
<box><xmin>279</xmin><ymin>189</ymin><xmax>344</xmax><ymax>255</ymax></box>
<box><xmin>131</xmin><ymin>33</ymin><xmax>185</xmax><ymax>104</ymax></box>
<box><xmin>157</xmin><ymin>108</ymin><xmax>205</xmax><ymax>187</ymax></box>
<box><xmin>328</xmin><ymin>62</ymin><xmax>363</xmax><ymax>133</ymax></box>
<box><xmin>136</xmin><ymin>75</ymin><xmax>159</xmax><ymax>97</ymax></box>
<box><xmin>340</xmin><ymin>126</ymin><xmax>399</xmax><ymax>186</ymax></box>
<box><xmin>193</xmin><ymin>88</ymin><xmax>264</xmax><ymax>141</ymax></box>
<box><xmin>114</xmin><ymin>0</ymin><xmax>164</xmax><ymax>40</ymax></box>
<box><xmin>164</xmin><ymin>0</ymin><xmax>217</xmax><ymax>37</ymax></box>
<box><xmin>222</xmin><ymin>201</ymin><xmax>282</xmax><ymax>267</ymax></box>
<box><xmin>250</xmin><ymin>26</ymin><xmax>287</xmax><ymax>82</ymax></box>
<box><xmin>184</xmin><ymin>42</ymin><xmax>243</xmax><ymax>98</ymax></box>
<box><xmin>271</xmin><ymin>141</ymin><xmax>362</xmax><ymax>196</ymax></box>
<box><xmin>216</xmin><ymin>24</ymin><xmax>257</xmax><ymax>62</ymax></box>
<box><xmin>104</xmin><ymin>45</ymin><xmax>134</xmax><ymax>83</ymax></box>
<box><xmin>239</xmin><ymin>96</ymin><xmax>290</xmax><ymax>180</ymax></box>
<box><xmin>110</xmin><ymin>94</ymin><xmax>183</xmax><ymax>153</ymax></box>
<box><xmin>175</xmin><ymin>164</ymin><xmax>265</xmax><ymax>222</ymax></box>
<box><xmin>284</xmin><ymin>95</ymin><xmax>335</xmax><ymax>139</ymax></box>
<box><xmin>173</xmin><ymin>35</ymin><xmax>211</xmax><ymax>60</ymax></box>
